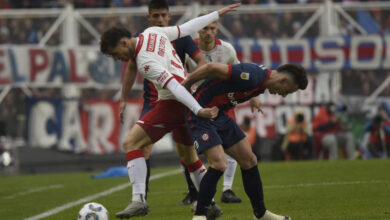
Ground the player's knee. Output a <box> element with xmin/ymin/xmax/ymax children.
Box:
<box><xmin>122</xmin><ymin>139</ymin><xmax>138</xmax><ymax>152</ymax></box>
<box><xmin>208</xmin><ymin>157</ymin><xmax>227</xmax><ymax>172</ymax></box>
<box><xmin>238</xmin><ymin>153</ymin><xmax>257</xmax><ymax>169</ymax></box>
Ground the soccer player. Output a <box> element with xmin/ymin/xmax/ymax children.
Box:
<box><xmin>100</xmin><ymin>3</ymin><xmax>241</xmax><ymax>219</ymax></box>
<box><xmin>182</xmin><ymin>62</ymin><xmax>308</xmax><ymax>220</ymax></box>
<box><xmin>186</xmin><ymin>15</ymin><xmax>262</xmax><ymax>204</ymax></box>
<box><xmin>121</xmin><ymin>0</ymin><xmax>208</xmax><ymax>207</ymax></box>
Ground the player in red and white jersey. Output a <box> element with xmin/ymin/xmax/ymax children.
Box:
<box><xmin>121</xmin><ymin>0</ymin><xmax>208</xmax><ymax>209</ymax></box>
<box><xmin>186</xmin><ymin>15</ymin><xmax>263</xmax><ymax>205</ymax></box>
<box><xmin>100</xmin><ymin>3</ymin><xmax>240</xmax><ymax>219</ymax></box>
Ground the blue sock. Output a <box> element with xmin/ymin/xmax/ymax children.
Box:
<box><xmin>241</xmin><ymin>165</ymin><xmax>266</xmax><ymax>218</ymax></box>
<box><xmin>195</xmin><ymin>167</ymin><xmax>223</xmax><ymax>216</ymax></box>
<box><xmin>184</xmin><ymin>168</ymin><xmax>198</xmax><ymax>199</ymax></box>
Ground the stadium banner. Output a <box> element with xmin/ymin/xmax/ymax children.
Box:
<box><xmin>234</xmin><ymin>35</ymin><xmax>390</xmax><ymax>71</ymax></box>
<box><xmin>1</xmin><ymin>35</ymin><xmax>389</xmax><ymax>88</ymax></box>
<box><xmin>0</xmin><ymin>46</ymin><xmax>144</xmax><ymax>88</ymax></box>
<box><xmin>26</xmin><ymin>98</ymin><xmax>143</xmax><ymax>154</ymax></box>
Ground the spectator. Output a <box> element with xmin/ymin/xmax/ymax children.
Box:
<box><xmin>362</xmin><ymin>103</ymin><xmax>390</xmax><ymax>158</ymax></box>
<box><xmin>365</xmin><ymin>115</ymin><xmax>390</xmax><ymax>158</ymax></box>
<box><xmin>313</xmin><ymin>103</ymin><xmax>356</xmax><ymax>160</ymax></box>
<box><xmin>282</xmin><ymin>110</ymin><xmax>313</xmax><ymax>160</ymax></box>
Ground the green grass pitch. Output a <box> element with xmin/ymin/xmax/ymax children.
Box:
<box><xmin>0</xmin><ymin>159</ymin><xmax>389</xmax><ymax>220</ymax></box>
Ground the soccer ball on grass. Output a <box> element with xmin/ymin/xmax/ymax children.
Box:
<box><xmin>78</xmin><ymin>202</ymin><xmax>109</xmax><ymax>220</ymax></box>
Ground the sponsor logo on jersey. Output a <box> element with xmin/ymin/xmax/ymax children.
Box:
<box><xmin>240</xmin><ymin>72</ymin><xmax>249</xmax><ymax>80</ymax></box>
<box><xmin>171</xmin><ymin>60</ymin><xmax>183</xmax><ymax>70</ymax></box>
<box><xmin>157</xmin><ymin>70</ymin><xmax>169</xmax><ymax>84</ymax></box>
<box><xmin>200</xmin><ymin>132</ymin><xmax>210</xmax><ymax>142</ymax></box>
<box><xmin>158</xmin><ymin>36</ymin><xmax>166</xmax><ymax>57</ymax></box>
<box><xmin>146</xmin><ymin>33</ymin><xmax>157</xmax><ymax>52</ymax></box>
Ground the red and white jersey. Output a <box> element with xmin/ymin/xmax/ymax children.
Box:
<box><xmin>135</xmin><ymin>26</ymin><xmax>186</xmax><ymax>101</ymax></box>
<box><xmin>186</xmin><ymin>38</ymin><xmax>239</xmax><ymax>73</ymax></box>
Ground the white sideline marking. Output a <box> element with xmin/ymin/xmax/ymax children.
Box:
<box><xmin>24</xmin><ymin>169</ymin><xmax>182</xmax><ymax>220</ymax></box>
<box><xmin>2</xmin><ymin>184</ymin><xmax>64</xmax><ymax>200</ymax></box>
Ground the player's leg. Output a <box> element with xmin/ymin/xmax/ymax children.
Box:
<box><xmin>226</xmin><ymin>138</ymin><xmax>290</xmax><ymax>220</ymax></box>
<box><xmin>142</xmin><ymin>144</ymin><xmax>153</xmax><ymax>200</ymax></box>
<box><xmin>176</xmin><ymin>142</ymin><xmax>199</xmax><ymax>205</ymax></box>
<box><xmin>116</xmin><ymin>124</ymin><xmax>154</xmax><ymax>218</ymax></box>
<box><xmin>194</xmin><ymin>144</ymin><xmax>227</xmax><ymax>219</ymax></box>
<box><xmin>221</xmin><ymin>153</ymin><xmax>242</xmax><ymax>203</ymax></box>
<box><xmin>116</xmin><ymin>101</ymin><xmax>175</xmax><ymax>218</ymax></box>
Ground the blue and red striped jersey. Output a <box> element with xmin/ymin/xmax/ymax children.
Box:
<box><xmin>193</xmin><ymin>63</ymin><xmax>271</xmax><ymax>113</ymax></box>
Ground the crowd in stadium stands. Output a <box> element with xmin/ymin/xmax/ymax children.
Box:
<box><xmin>342</xmin><ymin>70</ymin><xmax>390</xmax><ymax>96</ymax></box>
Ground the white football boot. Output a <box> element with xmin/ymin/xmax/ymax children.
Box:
<box><xmin>254</xmin><ymin>210</ymin><xmax>291</xmax><ymax>220</ymax></box>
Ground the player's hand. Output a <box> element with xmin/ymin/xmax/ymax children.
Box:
<box><xmin>181</xmin><ymin>78</ymin><xmax>192</xmax><ymax>91</ymax></box>
<box><xmin>197</xmin><ymin>106</ymin><xmax>219</xmax><ymax>119</ymax></box>
<box><xmin>218</xmin><ymin>2</ymin><xmax>241</xmax><ymax>17</ymax></box>
<box><xmin>249</xmin><ymin>97</ymin><xmax>263</xmax><ymax>114</ymax></box>
<box><xmin>119</xmin><ymin>99</ymin><xmax>126</xmax><ymax>124</ymax></box>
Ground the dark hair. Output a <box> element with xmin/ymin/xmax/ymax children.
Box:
<box><xmin>100</xmin><ymin>26</ymin><xmax>132</xmax><ymax>55</ymax></box>
<box><xmin>148</xmin><ymin>0</ymin><xmax>169</xmax><ymax>13</ymax></box>
<box><xmin>276</xmin><ymin>64</ymin><xmax>308</xmax><ymax>90</ymax></box>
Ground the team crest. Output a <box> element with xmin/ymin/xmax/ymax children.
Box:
<box><xmin>144</xmin><ymin>65</ymin><xmax>150</xmax><ymax>72</ymax></box>
<box><xmin>240</xmin><ymin>72</ymin><xmax>249</xmax><ymax>80</ymax></box>
<box><xmin>200</xmin><ymin>132</ymin><xmax>210</xmax><ymax>142</ymax></box>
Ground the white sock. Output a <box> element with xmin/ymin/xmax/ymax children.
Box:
<box><xmin>187</xmin><ymin>159</ymin><xmax>207</xmax><ymax>191</ymax></box>
<box><xmin>223</xmin><ymin>154</ymin><xmax>237</xmax><ymax>192</ymax></box>
<box><xmin>127</xmin><ymin>157</ymin><xmax>146</xmax><ymax>202</ymax></box>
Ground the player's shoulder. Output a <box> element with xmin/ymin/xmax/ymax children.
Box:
<box><xmin>143</xmin><ymin>26</ymin><xmax>163</xmax><ymax>34</ymax></box>
<box><xmin>218</xmin><ymin>39</ymin><xmax>235</xmax><ymax>50</ymax></box>
<box><xmin>239</xmin><ymin>63</ymin><xmax>268</xmax><ymax>71</ymax></box>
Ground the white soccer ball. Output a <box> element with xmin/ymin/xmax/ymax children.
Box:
<box><xmin>78</xmin><ymin>202</ymin><xmax>109</xmax><ymax>220</ymax></box>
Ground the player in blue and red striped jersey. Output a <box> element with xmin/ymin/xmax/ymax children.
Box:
<box><xmin>182</xmin><ymin>62</ymin><xmax>308</xmax><ymax>220</ymax></box>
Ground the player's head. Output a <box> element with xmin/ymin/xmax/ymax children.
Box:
<box><xmin>268</xmin><ymin>64</ymin><xmax>308</xmax><ymax>97</ymax></box>
<box><xmin>100</xmin><ymin>26</ymin><xmax>132</xmax><ymax>61</ymax></box>
<box><xmin>198</xmin><ymin>12</ymin><xmax>218</xmax><ymax>44</ymax></box>
<box><xmin>148</xmin><ymin>0</ymin><xmax>170</xmax><ymax>27</ymax></box>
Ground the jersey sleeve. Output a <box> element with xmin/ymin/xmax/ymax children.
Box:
<box><xmin>150</xmin><ymin>26</ymin><xmax>181</xmax><ymax>42</ymax></box>
<box><xmin>157</xmin><ymin>11</ymin><xmax>219</xmax><ymax>41</ymax></box>
<box><xmin>182</xmin><ymin>36</ymin><xmax>201</xmax><ymax>58</ymax></box>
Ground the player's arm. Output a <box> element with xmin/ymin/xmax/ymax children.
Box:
<box><xmin>191</xmin><ymin>52</ymin><xmax>207</xmax><ymax>71</ymax></box>
<box><xmin>119</xmin><ymin>60</ymin><xmax>138</xmax><ymax>123</ymax></box>
<box><xmin>145</xmin><ymin>62</ymin><xmax>218</xmax><ymax>119</ymax></box>
<box><xmin>181</xmin><ymin>63</ymin><xmax>229</xmax><ymax>90</ymax></box>
<box><xmin>165</xmin><ymin>78</ymin><xmax>218</xmax><ymax>119</ymax></box>
<box><xmin>161</xmin><ymin>3</ymin><xmax>240</xmax><ymax>41</ymax></box>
